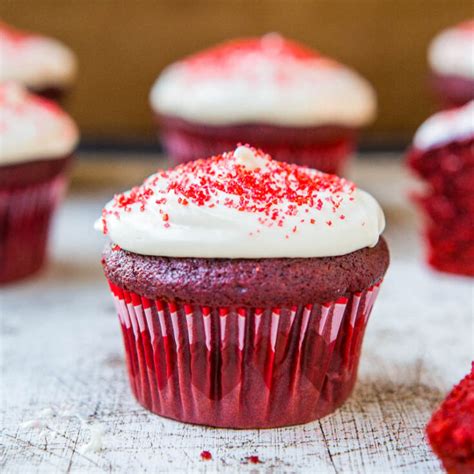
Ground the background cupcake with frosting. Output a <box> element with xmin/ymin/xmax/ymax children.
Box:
<box><xmin>0</xmin><ymin>83</ymin><xmax>79</xmax><ymax>283</ymax></box>
<box><xmin>428</xmin><ymin>20</ymin><xmax>474</xmax><ymax>108</ymax></box>
<box><xmin>96</xmin><ymin>145</ymin><xmax>389</xmax><ymax>428</ymax></box>
<box><xmin>407</xmin><ymin>101</ymin><xmax>474</xmax><ymax>277</ymax></box>
<box><xmin>0</xmin><ymin>21</ymin><xmax>77</xmax><ymax>102</ymax></box>
<box><xmin>150</xmin><ymin>34</ymin><xmax>376</xmax><ymax>174</ymax></box>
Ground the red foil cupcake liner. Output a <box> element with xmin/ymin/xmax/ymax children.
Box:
<box><xmin>107</xmin><ymin>279</ymin><xmax>383</xmax><ymax>428</ymax></box>
<box><xmin>0</xmin><ymin>175</ymin><xmax>66</xmax><ymax>283</ymax></box>
<box><xmin>161</xmin><ymin>130</ymin><xmax>353</xmax><ymax>175</ymax></box>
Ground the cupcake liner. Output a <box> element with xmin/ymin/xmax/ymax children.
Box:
<box><xmin>107</xmin><ymin>279</ymin><xmax>383</xmax><ymax>428</ymax></box>
<box><xmin>161</xmin><ymin>130</ymin><xmax>352</xmax><ymax>175</ymax></box>
<box><xmin>0</xmin><ymin>174</ymin><xmax>66</xmax><ymax>283</ymax></box>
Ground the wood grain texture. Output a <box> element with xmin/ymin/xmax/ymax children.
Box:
<box><xmin>1</xmin><ymin>155</ymin><xmax>473</xmax><ymax>473</ymax></box>
<box><xmin>0</xmin><ymin>1</ymin><xmax>472</xmax><ymax>140</ymax></box>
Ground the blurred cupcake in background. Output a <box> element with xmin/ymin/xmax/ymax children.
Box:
<box><xmin>407</xmin><ymin>101</ymin><xmax>474</xmax><ymax>277</ymax></box>
<box><xmin>0</xmin><ymin>83</ymin><xmax>79</xmax><ymax>283</ymax></box>
<box><xmin>96</xmin><ymin>145</ymin><xmax>389</xmax><ymax>428</ymax></box>
<box><xmin>150</xmin><ymin>34</ymin><xmax>376</xmax><ymax>174</ymax></box>
<box><xmin>428</xmin><ymin>20</ymin><xmax>474</xmax><ymax>107</ymax></box>
<box><xmin>0</xmin><ymin>21</ymin><xmax>77</xmax><ymax>102</ymax></box>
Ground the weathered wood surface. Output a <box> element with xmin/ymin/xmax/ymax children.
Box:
<box><xmin>1</xmin><ymin>155</ymin><xmax>472</xmax><ymax>473</ymax></box>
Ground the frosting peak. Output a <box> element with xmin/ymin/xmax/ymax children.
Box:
<box><xmin>0</xmin><ymin>21</ymin><xmax>77</xmax><ymax>89</ymax></box>
<box><xmin>429</xmin><ymin>20</ymin><xmax>474</xmax><ymax>79</ymax></box>
<box><xmin>96</xmin><ymin>146</ymin><xmax>385</xmax><ymax>258</ymax></box>
<box><xmin>0</xmin><ymin>82</ymin><xmax>79</xmax><ymax>165</ymax></box>
<box><xmin>150</xmin><ymin>34</ymin><xmax>376</xmax><ymax>127</ymax></box>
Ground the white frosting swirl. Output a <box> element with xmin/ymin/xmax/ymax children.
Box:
<box><xmin>0</xmin><ymin>22</ymin><xmax>77</xmax><ymax>89</ymax></box>
<box><xmin>428</xmin><ymin>20</ymin><xmax>474</xmax><ymax>79</ymax></box>
<box><xmin>96</xmin><ymin>146</ymin><xmax>385</xmax><ymax>258</ymax></box>
<box><xmin>414</xmin><ymin>100</ymin><xmax>474</xmax><ymax>150</ymax></box>
<box><xmin>0</xmin><ymin>83</ymin><xmax>79</xmax><ymax>165</ymax></box>
<box><xmin>150</xmin><ymin>34</ymin><xmax>376</xmax><ymax>127</ymax></box>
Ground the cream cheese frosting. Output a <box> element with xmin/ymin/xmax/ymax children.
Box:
<box><xmin>428</xmin><ymin>20</ymin><xmax>474</xmax><ymax>79</ymax></box>
<box><xmin>150</xmin><ymin>34</ymin><xmax>377</xmax><ymax>127</ymax></box>
<box><xmin>0</xmin><ymin>22</ymin><xmax>77</xmax><ymax>89</ymax></box>
<box><xmin>0</xmin><ymin>82</ymin><xmax>79</xmax><ymax>165</ymax></box>
<box><xmin>414</xmin><ymin>100</ymin><xmax>474</xmax><ymax>151</ymax></box>
<box><xmin>96</xmin><ymin>145</ymin><xmax>385</xmax><ymax>258</ymax></box>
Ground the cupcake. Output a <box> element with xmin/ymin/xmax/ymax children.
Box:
<box><xmin>150</xmin><ymin>34</ymin><xmax>376</xmax><ymax>174</ymax></box>
<box><xmin>426</xmin><ymin>363</ymin><xmax>474</xmax><ymax>473</ymax></box>
<box><xmin>407</xmin><ymin>101</ymin><xmax>474</xmax><ymax>277</ymax></box>
<box><xmin>0</xmin><ymin>21</ymin><xmax>77</xmax><ymax>101</ymax></box>
<box><xmin>429</xmin><ymin>20</ymin><xmax>474</xmax><ymax>107</ymax></box>
<box><xmin>96</xmin><ymin>145</ymin><xmax>389</xmax><ymax>428</ymax></box>
<box><xmin>0</xmin><ymin>83</ymin><xmax>79</xmax><ymax>283</ymax></box>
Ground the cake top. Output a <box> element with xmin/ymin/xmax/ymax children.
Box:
<box><xmin>96</xmin><ymin>145</ymin><xmax>385</xmax><ymax>258</ymax></box>
<box><xmin>0</xmin><ymin>21</ymin><xmax>77</xmax><ymax>89</ymax></box>
<box><xmin>150</xmin><ymin>33</ymin><xmax>376</xmax><ymax>127</ymax></box>
<box><xmin>413</xmin><ymin>100</ymin><xmax>474</xmax><ymax>151</ymax></box>
<box><xmin>429</xmin><ymin>20</ymin><xmax>474</xmax><ymax>79</ymax></box>
<box><xmin>0</xmin><ymin>82</ymin><xmax>79</xmax><ymax>165</ymax></box>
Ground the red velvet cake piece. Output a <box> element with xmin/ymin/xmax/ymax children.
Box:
<box><xmin>150</xmin><ymin>33</ymin><xmax>376</xmax><ymax>173</ymax></box>
<box><xmin>407</xmin><ymin>102</ymin><xmax>474</xmax><ymax>277</ymax></box>
<box><xmin>427</xmin><ymin>364</ymin><xmax>474</xmax><ymax>474</ymax></box>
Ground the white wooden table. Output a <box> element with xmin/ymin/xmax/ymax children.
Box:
<box><xmin>1</xmin><ymin>154</ymin><xmax>472</xmax><ymax>473</ymax></box>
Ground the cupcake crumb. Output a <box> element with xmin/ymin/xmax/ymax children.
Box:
<box><xmin>200</xmin><ymin>450</ymin><xmax>212</xmax><ymax>461</ymax></box>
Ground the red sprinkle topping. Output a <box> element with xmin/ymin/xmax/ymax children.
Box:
<box><xmin>200</xmin><ymin>450</ymin><xmax>212</xmax><ymax>461</ymax></box>
<box><xmin>0</xmin><ymin>83</ymin><xmax>75</xmax><ymax>141</ymax></box>
<box><xmin>248</xmin><ymin>455</ymin><xmax>261</xmax><ymax>464</ymax></box>
<box><xmin>180</xmin><ymin>34</ymin><xmax>339</xmax><ymax>83</ymax></box>
<box><xmin>102</xmin><ymin>146</ymin><xmax>356</xmax><ymax>233</ymax></box>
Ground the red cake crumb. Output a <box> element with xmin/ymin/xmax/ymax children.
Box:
<box><xmin>200</xmin><ymin>450</ymin><xmax>212</xmax><ymax>461</ymax></box>
<box><xmin>426</xmin><ymin>364</ymin><xmax>474</xmax><ymax>473</ymax></box>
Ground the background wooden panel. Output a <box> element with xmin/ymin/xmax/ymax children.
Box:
<box><xmin>1</xmin><ymin>0</ymin><xmax>472</xmax><ymax>143</ymax></box>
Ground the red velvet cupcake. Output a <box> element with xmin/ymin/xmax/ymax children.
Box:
<box><xmin>96</xmin><ymin>145</ymin><xmax>389</xmax><ymax>428</ymax></box>
<box><xmin>407</xmin><ymin>101</ymin><xmax>474</xmax><ymax>277</ymax></box>
<box><xmin>150</xmin><ymin>34</ymin><xmax>376</xmax><ymax>174</ymax></box>
<box><xmin>0</xmin><ymin>21</ymin><xmax>77</xmax><ymax>102</ymax></box>
<box><xmin>426</xmin><ymin>364</ymin><xmax>474</xmax><ymax>474</ymax></box>
<box><xmin>429</xmin><ymin>20</ymin><xmax>474</xmax><ymax>108</ymax></box>
<box><xmin>0</xmin><ymin>83</ymin><xmax>79</xmax><ymax>283</ymax></box>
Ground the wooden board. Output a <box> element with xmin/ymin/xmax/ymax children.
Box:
<box><xmin>1</xmin><ymin>1</ymin><xmax>473</xmax><ymax>139</ymax></box>
<box><xmin>1</xmin><ymin>155</ymin><xmax>472</xmax><ymax>473</ymax></box>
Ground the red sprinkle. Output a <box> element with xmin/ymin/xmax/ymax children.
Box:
<box><xmin>248</xmin><ymin>455</ymin><xmax>261</xmax><ymax>464</ymax></box>
<box><xmin>200</xmin><ymin>450</ymin><xmax>212</xmax><ymax>461</ymax></box>
<box><xmin>101</xmin><ymin>146</ymin><xmax>356</xmax><ymax>234</ymax></box>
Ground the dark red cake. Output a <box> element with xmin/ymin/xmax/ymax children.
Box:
<box><xmin>97</xmin><ymin>145</ymin><xmax>389</xmax><ymax>428</ymax></box>
<box><xmin>150</xmin><ymin>34</ymin><xmax>376</xmax><ymax>173</ymax></box>
<box><xmin>407</xmin><ymin>103</ymin><xmax>474</xmax><ymax>277</ymax></box>
<box><xmin>428</xmin><ymin>20</ymin><xmax>474</xmax><ymax>107</ymax></box>
<box><xmin>0</xmin><ymin>83</ymin><xmax>78</xmax><ymax>283</ymax></box>
<box><xmin>427</xmin><ymin>364</ymin><xmax>474</xmax><ymax>473</ymax></box>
